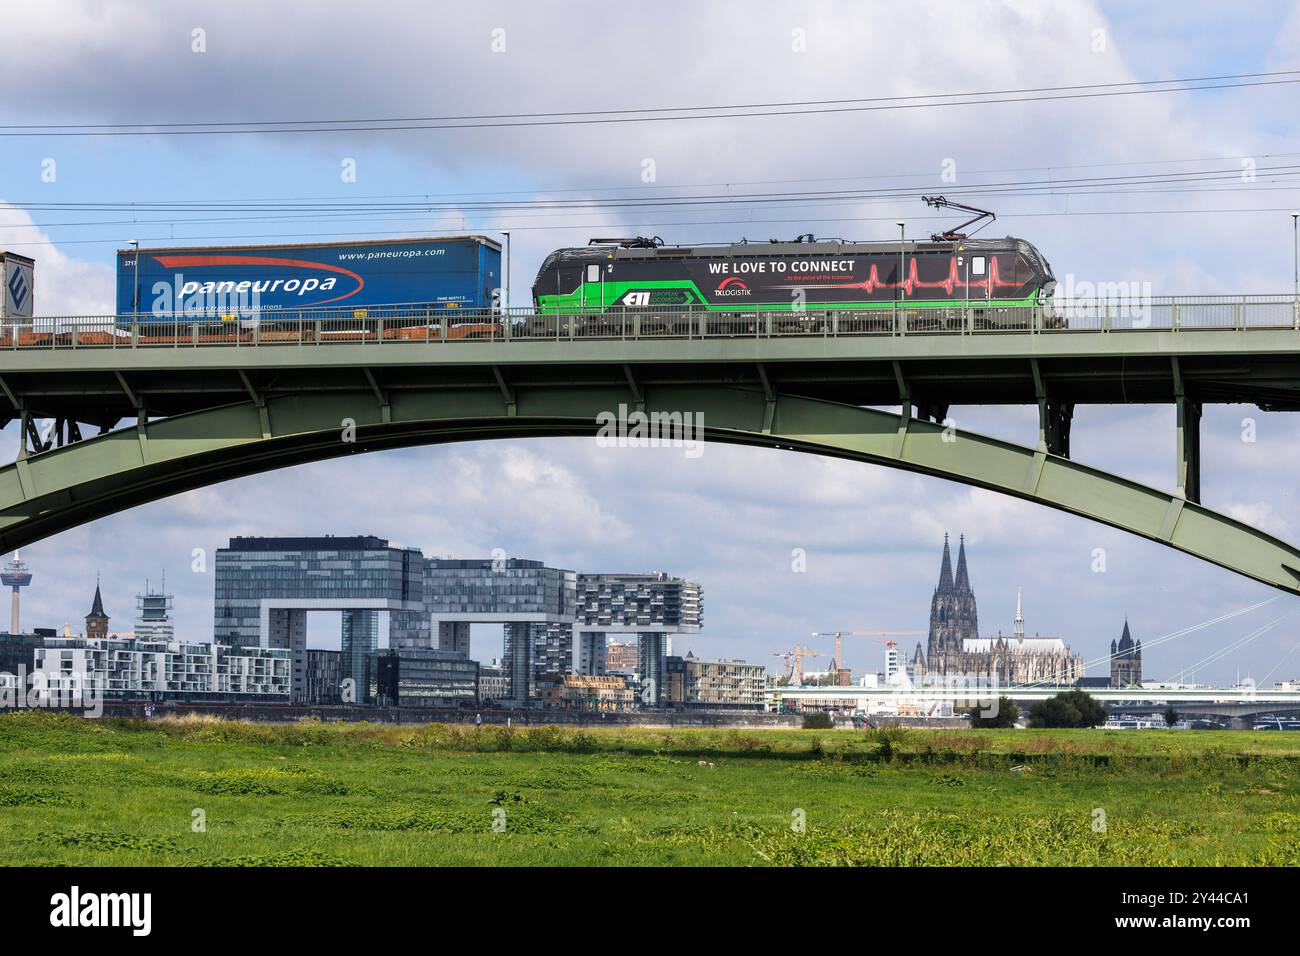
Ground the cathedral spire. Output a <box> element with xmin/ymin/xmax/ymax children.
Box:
<box><xmin>937</xmin><ymin>533</ymin><xmax>954</xmax><ymax>591</ymax></box>
<box><xmin>1013</xmin><ymin>587</ymin><xmax>1024</xmax><ymax>639</ymax></box>
<box><xmin>954</xmin><ymin>534</ymin><xmax>971</xmax><ymax>591</ymax></box>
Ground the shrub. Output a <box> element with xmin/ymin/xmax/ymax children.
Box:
<box><xmin>801</xmin><ymin>711</ymin><xmax>834</xmax><ymax>730</ymax></box>
<box><xmin>1028</xmin><ymin>690</ymin><xmax>1107</xmax><ymax>728</ymax></box>
<box><xmin>968</xmin><ymin>696</ymin><xmax>1020</xmax><ymax>728</ymax></box>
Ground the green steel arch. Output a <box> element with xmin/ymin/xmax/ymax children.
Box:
<box><xmin>1</xmin><ymin>383</ymin><xmax>1298</xmax><ymax>594</ymax></box>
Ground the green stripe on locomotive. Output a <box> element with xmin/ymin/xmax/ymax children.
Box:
<box><xmin>536</xmin><ymin>279</ymin><xmax>1044</xmax><ymax>313</ymax></box>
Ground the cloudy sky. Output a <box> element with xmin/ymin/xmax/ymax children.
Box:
<box><xmin>2</xmin><ymin>0</ymin><xmax>1300</xmax><ymax>683</ymax></box>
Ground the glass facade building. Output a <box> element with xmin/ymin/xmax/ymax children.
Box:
<box><xmin>407</xmin><ymin>558</ymin><xmax>577</xmax><ymax>705</ymax></box>
<box><xmin>213</xmin><ymin>536</ymin><xmax>424</xmax><ymax>701</ymax></box>
<box><xmin>423</xmin><ymin>558</ymin><xmax>577</xmax><ymax>617</ymax></box>
<box><xmin>573</xmin><ymin>573</ymin><xmax>703</xmax><ymax>706</ymax></box>
<box><xmin>373</xmin><ymin>647</ymin><xmax>479</xmax><ymax>707</ymax></box>
<box><xmin>341</xmin><ymin>609</ymin><xmax>379</xmax><ymax>703</ymax></box>
<box><xmin>303</xmin><ymin>648</ymin><xmax>343</xmax><ymax>705</ymax></box>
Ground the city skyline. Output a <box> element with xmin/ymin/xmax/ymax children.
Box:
<box><xmin>2</xmin><ymin>1</ymin><xmax>1299</xmax><ymax>685</ymax></box>
<box><xmin>7</xmin><ymin>511</ymin><xmax>1285</xmax><ymax>688</ymax></box>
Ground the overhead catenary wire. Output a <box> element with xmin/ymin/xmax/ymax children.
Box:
<box><xmin>2</xmin><ymin>70</ymin><xmax>1298</xmax><ymax>137</ymax></box>
<box><xmin>5</xmin><ymin>206</ymin><xmax>1300</xmax><ymax>249</ymax></box>
<box><xmin>7</xmin><ymin>148</ymin><xmax>1298</xmax><ymax>205</ymax></box>
<box><xmin>7</xmin><ymin>162</ymin><xmax>1299</xmax><ymax>215</ymax></box>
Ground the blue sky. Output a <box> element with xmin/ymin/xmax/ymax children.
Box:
<box><xmin>2</xmin><ymin>0</ymin><xmax>1300</xmax><ymax>683</ymax></box>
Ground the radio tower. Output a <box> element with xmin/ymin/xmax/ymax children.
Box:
<box><xmin>1</xmin><ymin>552</ymin><xmax>33</xmax><ymax>634</ymax></box>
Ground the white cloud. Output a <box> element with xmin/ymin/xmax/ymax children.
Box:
<box><xmin>0</xmin><ymin>203</ymin><xmax>114</xmax><ymax>314</ymax></box>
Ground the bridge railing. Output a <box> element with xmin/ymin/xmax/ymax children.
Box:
<box><xmin>2</xmin><ymin>295</ymin><xmax>1297</xmax><ymax>348</ymax></box>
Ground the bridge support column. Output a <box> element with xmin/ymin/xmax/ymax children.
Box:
<box><xmin>1031</xmin><ymin>358</ymin><xmax>1073</xmax><ymax>457</ymax></box>
<box><xmin>1043</xmin><ymin>400</ymin><xmax>1074</xmax><ymax>457</ymax></box>
<box><xmin>1172</xmin><ymin>357</ymin><xmax>1201</xmax><ymax>503</ymax></box>
<box><xmin>915</xmin><ymin>401</ymin><xmax>949</xmax><ymax>425</ymax></box>
<box><xmin>1176</xmin><ymin>396</ymin><xmax>1202</xmax><ymax>503</ymax></box>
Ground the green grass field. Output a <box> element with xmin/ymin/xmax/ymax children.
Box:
<box><xmin>2</xmin><ymin>711</ymin><xmax>1298</xmax><ymax>866</ymax></box>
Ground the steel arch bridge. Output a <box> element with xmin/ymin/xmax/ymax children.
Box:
<box><xmin>2</xmin><ymin>303</ymin><xmax>1300</xmax><ymax>594</ymax></box>
<box><xmin>2</xmin><ymin>382</ymin><xmax>1300</xmax><ymax>594</ymax></box>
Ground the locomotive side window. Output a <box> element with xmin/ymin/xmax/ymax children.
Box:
<box><xmin>586</xmin><ymin>265</ymin><xmax>600</xmax><ymax>283</ymax></box>
<box><xmin>971</xmin><ymin>256</ymin><xmax>986</xmax><ymax>276</ymax></box>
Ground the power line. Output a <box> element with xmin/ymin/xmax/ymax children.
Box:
<box><xmin>7</xmin><ymin>165</ymin><xmax>1297</xmax><ymax>218</ymax></box>
<box><xmin>4</xmin><ymin>205</ymin><xmax>1299</xmax><ymax>250</ymax></box>
<box><xmin>6</xmin><ymin>183</ymin><xmax>1300</xmax><ymax>235</ymax></box>
<box><xmin>3</xmin><ymin>71</ymin><xmax>1298</xmax><ymax>137</ymax></box>
<box><xmin>9</xmin><ymin>149</ymin><xmax>1296</xmax><ymax>204</ymax></box>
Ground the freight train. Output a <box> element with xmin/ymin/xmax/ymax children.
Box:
<box><xmin>116</xmin><ymin>236</ymin><xmax>501</xmax><ymax>318</ymax></box>
<box><xmin>531</xmin><ymin>233</ymin><xmax>1057</xmax><ymax>331</ymax></box>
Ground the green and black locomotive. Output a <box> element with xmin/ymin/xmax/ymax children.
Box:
<box><xmin>531</xmin><ymin>233</ymin><xmax>1057</xmax><ymax>331</ymax></box>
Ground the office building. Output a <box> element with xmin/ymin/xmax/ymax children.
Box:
<box><xmin>213</xmin><ymin>535</ymin><xmax>424</xmax><ymax>701</ymax></box>
<box><xmin>373</xmin><ymin>647</ymin><xmax>479</xmax><ymax>707</ymax></box>
<box><xmin>665</xmin><ymin>652</ymin><xmax>767</xmax><ymax>709</ymax></box>
<box><xmin>412</xmin><ymin>558</ymin><xmax>576</xmax><ymax>705</ymax></box>
<box><xmin>304</xmin><ymin>649</ymin><xmax>343</xmax><ymax>705</ymax></box>
<box><xmin>0</xmin><ymin>630</ymin><xmax>50</xmax><ymax>694</ymax></box>
<box><xmin>574</xmin><ymin>573</ymin><xmax>702</xmax><ymax>706</ymax></box>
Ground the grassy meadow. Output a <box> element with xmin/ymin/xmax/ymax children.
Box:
<box><xmin>1</xmin><ymin>711</ymin><xmax>1298</xmax><ymax>866</ymax></box>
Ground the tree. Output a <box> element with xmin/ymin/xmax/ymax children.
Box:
<box><xmin>1028</xmin><ymin>689</ymin><xmax>1107</xmax><ymax>728</ymax></box>
<box><xmin>968</xmin><ymin>696</ymin><xmax>1019</xmax><ymax>728</ymax></box>
<box><xmin>802</xmin><ymin>710</ymin><xmax>834</xmax><ymax>729</ymax></box>
<box><xmin>1163</xmin><ymin>705</ymin><xmax>1180</xmax><ymax>727</ymax></box>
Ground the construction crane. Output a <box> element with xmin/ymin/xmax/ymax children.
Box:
<box><xmin>811</xmin><ymin>630</ymin><xmax>924</xmax><ymax>685</ymax></box>
<box><xmin>773</xmin><ymin>644</ymin><xmax>820</xmax><ymax>685</ymax></box>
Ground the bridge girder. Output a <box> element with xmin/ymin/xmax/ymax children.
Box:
<box><xmin>0</xmin><ymin>384</ymin><xmax>1298</xmax><ymax>595</ymax></box>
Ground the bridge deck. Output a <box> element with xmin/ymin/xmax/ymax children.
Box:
<box><xmin>3</xmin><ymin>310</ymin><xmax>1300</xmax><ymax>423</ymax></box>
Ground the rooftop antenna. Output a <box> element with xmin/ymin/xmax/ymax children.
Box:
<box><xmin>921</xmin><ymin>195</ymin><xmax>996</xmax><ymax>242</ymax></box>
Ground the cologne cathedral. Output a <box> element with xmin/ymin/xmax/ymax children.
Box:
<box><xmin>910</xmin><ymin>534</ymin><xmax>1084</xmax><ymax>685</ymax></box>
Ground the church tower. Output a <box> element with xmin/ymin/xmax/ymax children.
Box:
<box><xmin>926</xmin><ymin>534</ymin><xmax>979</xmax><ymax>675</ymax></box>
<box><xmin>1110</xmin><ymin>619</ymin><xmax>1142</xmax><ymax>687</ymax></box>
<box><xmin>86</xmin><ymin>580</ymin><xmax>109</xmax><ymax>640</ymax></box>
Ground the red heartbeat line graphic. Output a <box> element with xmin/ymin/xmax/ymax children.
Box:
<box><xmin>793</xmin><ymin>256</ymin><xmax>1024</xmax><ymax>295</ymax></box>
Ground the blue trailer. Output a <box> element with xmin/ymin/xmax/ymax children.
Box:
<box><xmin>116</xmin><ymin>236</ymin><xmax>501</xmax><ymax>319</ymax></box>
